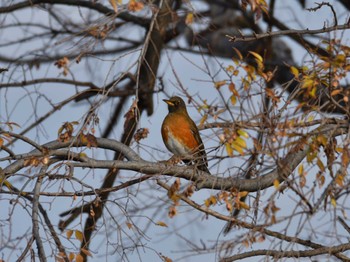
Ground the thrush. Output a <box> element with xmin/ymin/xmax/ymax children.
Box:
<box><xmin>161</xmin><ymin>96</ymin><xmax>210</xmax><ymax>174</ymax></box>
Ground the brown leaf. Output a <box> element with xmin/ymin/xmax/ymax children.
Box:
<box><xmin>168</xmin><ymin>206</ymin><xmax>177</xmax><ymax>218</ymax></box>
<box><xmin>76</xmin><ymin>254</ymin><xmax>84</xmax><ymax>262</ymax></box>
<box><xmin>75</xmin><ymin>230</ymin><xmax>84</xmax><ymax>242</ymax></box>
<box><xmin>66</xmin><ymin>229</ymin><xmax>73</xmax><ymax>239</ymax></box>
<box><xmin>128</xmin><ymin>0</ymin><xmax>144</xmax><ymax>12</ymax></box>
<box><xmin>134</xmin><ymin>128</ymin><xmax>149</xmax><ymax>142</ymax></box>
<box><xmin>80</xmin><ymin>248</ymin><xmax>92</xmax><ymax>257</ymax></box>
<box><xmin>156</xmin><ymin>221</ymin><xmax>168</xmax><ymax>227</ymax></box>
<box><xmin>124</xmin><ymin>99</ymin><xmax>138</xmax><ymax>130</ymax></box>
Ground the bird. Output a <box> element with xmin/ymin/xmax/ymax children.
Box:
<box><xmin>161</xmin><ymin>96</ymin><xmax>210</xmax><ymax>174</ymax></box>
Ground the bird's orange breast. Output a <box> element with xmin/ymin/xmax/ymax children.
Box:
<box><xmin>161</xmin><ymin>113</ymin><xmax>201</xmax><ymax>156</ymax></box>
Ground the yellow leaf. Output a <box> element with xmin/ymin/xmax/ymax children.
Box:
<box><xmin>230</xmin><ymin>95</ymin><xmax>237</xmax><ymax>105</ymax></box>
<box><xmin>237</xmin><ymin>129</ymin><xmax>249</xmax><ymax>138</ymax></box>
<box><xmin>239</xmin><ymin>201</ymin><xmax>250</xmax><ymax>210</ymax></box>
<box><xmin>238</xmin><ymin>191</ymin><xmax>249</xmax><ymax>198</ymax></box>
<box><xmin>336</xmin><ymin>174</ymin><xmax>344</xmax><ymax>187</ymax></box>
<box><xmin>234</xmin><ymin>136</ymin><xmax>247</xmax><ymax>149</ymax></box>
<box><xmin>301</xmin><ymin>78</ymin><xmax>314</xmax><ymax>89</ymax></box>
<box><xmin>205</xmin><ymin>195</ymin><xmax>217</xmax><ymax>207</ymax></box>
<box><xmin>126</xmin><ymin>222</ymin><xmax>133</xmax><ymax>229</ymax></box>
<box><xmin>309</xmin><ymin>86</ymin><xmax>317</xmax><ymax>97</ymax></box>
<box><xmin>156</xmin><ymin>221</ymin><xmax>168</xmax><ymax>227</ymax></box>
<box><xmin>317</xmin><ymin>158</ymin><xmax>325</xmax><ymax>172</ymax></box>
<box><xmin>109</xmin><ymin>0</ymin><xmax>118</xmax><ymax>13</ymax></box>
<box><xmin>298</xmin><ymin>164</ymin><xmax>304</xmax><ymax>176</ymax></box>
<box><xmin>225</xmin><ymin>143</ymin><xmax>233</xmax><ymax>156</ymax></box>
<box><xmin>231</xmin><ymin>142</ymin><xmax>244</xmax><ymax>155</ymax></box>
<box><xmin>66</xmin><ymin>229</ymin><xmax>73</xmax><ymax>240</ymax></box>
<box><xmin>331</xmin><ymin>197</ymin><xmax>336</xmax><ymax>207</ymax></box>
<box><xmin>214</xmin><ymin>80</ymin><xmax>226</xmax><ymax>89</ymax></box>
<box><xmin>185</xmin><ymin>12</ymin><xmax>194</xmax><ymax>25</ymax></box>
<box><xmin>290</xmin><ymin>66</ymin><xmax>299</xmax><ymax>78</ymax></box>
<box><xmin>316</xmin><ymin>135</ymin><xmax>327</xmax><ymax>146</ymax></box>
<box><xmin>199</xmin><ymin>114</ymin><xmax>207</xmax><ymax>127</ymax></box>
<box><xmin>68</xmin><ymin>252</ymin><xmax>75</xmax><ymax>261</ymax></box>
<box><xmin>75</xmin><ymin>230</ymin><xmax>84</xmax><ymax>242</ymax></box>
<box><xmin>248</xmin><ymin>51</ymin><xmax>263</xmax><ymax>63</ymax></box>
<box><xmin>273</xmin><ymin>179</ymin><xmax>280</xmax><ymax>189</ymax></box>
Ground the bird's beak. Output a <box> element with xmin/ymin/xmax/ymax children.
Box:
<box><xmin>163</xmin><ymin>99</ymin><xmax>174</xmax><ymax>106</ymax></box>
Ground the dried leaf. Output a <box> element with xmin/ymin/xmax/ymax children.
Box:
<box><xmin>128</xmin><ymin>0</ymin><xmax>144</xmax><ymax>12</ymax></box>
<box><xmin>214</xmin><ymin>80</ymin><xmax>226</xmax><ymax>89</ymax></box>
<box><xmin>109</xmin><ymin>0</ymin><xmax>118</xmax><ymax>13</ymax></box>
<box><xmin>225</xmin><ymin>143</ymin><xmax>233</xmax><ymax>157</ymax></box>
<box><xmin>156</xmin><ymin>221</ymin><xmax>168</xmax><ymax>227</ymax></box>
<box><xmin>75</xmin><ymin>230</ymin><xmax>84</xmax><ymax>242</ymax></box>
<box><xmin>80</xmin><ymin>248</ymin><xmax>92</xmax><ymax>257</ymax></box>
<box><xmin>68</xmin><ymin>252</ymin><xmax>75</xmax><ymax>261</ymax></box>
<box><xmin>248</xmin><ymin>51</ymin><xmax>263</xmax><ymax>63</ymax></box>
<box><xmin>66</xmin><ymin>229</ymin><xmax>73</xmax><ymax>240</ymax></box>
<box><xmin>290</xmin><ymin>66</ymin><xmax>299</xmax><ymax>78</ymax></box>
<box><xmin>331</xmin><ymin>197</ymin><xmax>337</xmax><ymax>207</ymax></box>
<box><xmin>185</xmin><ymin>12</ymin><xmax>194</xmax><ymax>25</ymax></box>
<box><xmin>168</xmin><ymin>206</ymin><xmax>177</xmax><ymax>218</ymax></box>
<box><xmin>298</xmin><ymin>164</ymin><xmax>304</xmax><ymax>176</ymax></box>
<box><xmin>134</xmin><ymin>128</ymin><xmax>149</xmax><ymax>142</ymax></box>
<box><xmin>76</xmin><ymin>254</ymin><xmax>84</xmax><ymax>262</ymax></box>
<box><xmin>273</xmin><ymin>179</ymin><xmax>280</xmax><ymax>189</ymax></box>
<box><xmin>126</xmin><ymin>222</ymin><xmax>133</xmax><ymax>229</ymax></box>
<box><xmin>237</xmin><ymin>129</ymin><xmax>249</xmax><ymax>138</ymax></box>
<box><xmin>230</xmin><ymin>95</ymin><xmax>237</xmax><ymax>105</ymax></box>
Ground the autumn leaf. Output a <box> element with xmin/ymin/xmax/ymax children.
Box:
<box><xmin>204</xmin><ymin>195</ymin><xmax>217</xmax><ymax>207</ymax></box>
<box><xmin>185</xmin><ymin>12</ymin><xmax>194</xmax><ymax>25</ymax></box>
<box><xmin>290</xmin><ymin>66</ymin><xmax>299</xmax><ymax>79</ymax></box>
<box><xmin>68</xmin><ymin>252</ymin><xmax>75</xmax><ymax>261</ymax></box>
<box><xmin>225</xmin><ymin>143</ymin><xmax>233</xmax><ymax>156</ymax></box>
<box><xmin>108</xmin><ymin>0</ymin><xmax>118</xmax><ymax>13</ymax></box>
<box><xmin>248</xmin><ymin>51</ymin><xmax>263</xmax><ymax>63</ymax></box>
<box><xmin>134</xmin><ymin>128</ymin><xmax>149</xmax><ymax>142</ymax></box>
<box><xmin>273</xmin><ymin>179</ymin><xmax>280</xmax><ymax>189</ymax></box>
<box><xmin>156</xmin><ymin>221</ymin><xmax>168</xmax><ymax>227</ymax></box>
<box><xmin>76</xmin><ymin>254</ymin><xmax>84</xmax><ymax>262</ymax></box>
<box><xmin>126</xmin><ymin>222</ymin><xmax>133</xmax><ymax>229</ymax></box>
<box><xmin>214</xmin><ymin>80</ymin><xmax>226</xmax><ymax>89</ymax></box>
<box><xmin>80</xmin><ymin>248</ymin><xmax>92</xmax><ymax>257</ymax></box>
<box><xmin>75</xmin><ymin>230</ymin><xmax>84</xmax><ymax>242</ymax></box>
<box><xmin>331</xmin><ymin>197</ymin><xmax>337</xmax><ymax>207</ymax></box>
<box><xmin>128</xmin><ymin>0</ymin><xmax>144</xmax><ymax>12</ymax></box>
<box><xmin>230</xmin><ymin>95</ymin><xmax>237</xmax><ymax>105</ymax></box>
<box><xmin>237</xmin><ymin>129</ymin><xmax>249</xmax><ymax>138</ymax></box>
<box><xmin>298</xmin><ymin>164</ymin><xmax>304</xmax><ymax>176</ymax></box>
<box><xmin>66</xmin><ymin>229</ymin><xmax>73</xmax><ymax>239</ymax></box>
<box><xmin>168</xmin><ymin>206</ymin><xmax>177</xmax><ymax>218</ymax></box>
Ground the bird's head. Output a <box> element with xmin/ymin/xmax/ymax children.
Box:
<box><xmin>163</xmin><ymin>96</ymin><xmax>187</xmax><ymax>113</ymax></box>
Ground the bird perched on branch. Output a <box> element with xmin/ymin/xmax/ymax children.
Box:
<box><xmin>161</xmin><ymin>96</ymin><xmax>210</xmax><ymax>174</ymax></box>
